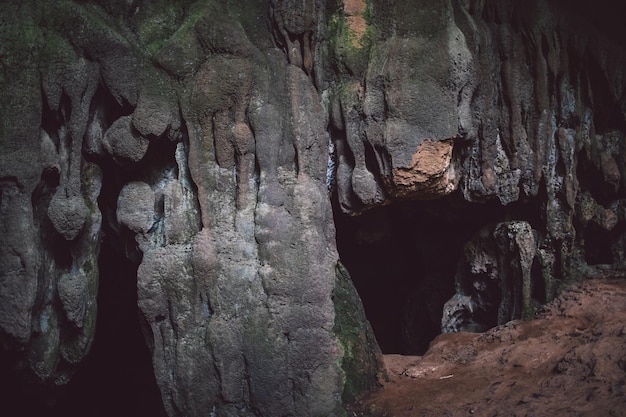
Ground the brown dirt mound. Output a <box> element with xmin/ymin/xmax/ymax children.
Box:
<box><xmin>350</xmin><ymin>278</ymin><xmax>626</xmax><ymax>417</ymax></box>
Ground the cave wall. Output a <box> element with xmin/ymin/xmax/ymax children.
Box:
<box><xmin>329</xmin><ymin>0</ymin><xmax>626</xmax><ymax>338</ymax></box>
<box><xmin>0</xmin><ymin>0</ymin><xmax>625</xmax><ymax>416</ymax></box>
<box><xmin>1</xmin><ymin>1</ymin><xmax>369</xmax><ymax>415</ymax></box>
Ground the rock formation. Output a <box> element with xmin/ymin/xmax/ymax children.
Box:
<box><xmin>0</xmin><ymin>0</ymin><xmax>624</xmax><ymax>416</ymax></box>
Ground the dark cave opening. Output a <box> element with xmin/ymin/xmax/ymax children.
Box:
<box><xmin>584</xmin><ymin>222</ymin><xmax>614</xmax><ymax>265</ymax></box>
<box><xmin>51</xmin><ymin>115</ymin><xmax>183</xmax><ymax>416</ymax></box>
<box><xmin>51</xmin><ymin>146</ymin><xmax>170</xmax><ymax>417</ymax></box>
<box><xmin>575</xmin><ymin>149</ymin><xmax>626</xmax><ymax>266</ymax></box>
<box><xmin>0</xmin><ymin>157</ymin><xmax>169</xmax><ymax>417</ymax></box>
<box><xmin>583</xmin><ymin>221</ymin><xmax>626</xmax><ymax>266</ymax></box>
<box><xmin>52</xmin><ymin>233</ymin><xmax>166</xmax><ymax>417</ymax></box>
<box><xmin>334</xmin><ymin>191</ymin><xmax>542</xmax><ymax>355</ymax></box>
<box><xmin>47</xmin><ymin>77</ymin><xmax>190</xmax><ymax>414</ymax></box>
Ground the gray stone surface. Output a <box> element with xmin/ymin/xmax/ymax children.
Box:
<box><xmin>102</xmin><ymin>115</ymin><xmax>150</xmax><ymax>164</ymax></box>
<box><xmin>47</xmin><ymin>192</ymin><xmax>90</xmax><ymax>241</ymax></box>
<box><xmin>117</xmin><ymin>181</ymin><xmax>155</xmax><ymax>235</ymax></box>
<box><xmin>442</xmin><ymin>221</ymin><xmax>538</xmax><ymax>333</ymax></box>
<box><xmin>0</xmin><ymin>0</ymin><xmax>625</xmax><ymax>416</ymax></box>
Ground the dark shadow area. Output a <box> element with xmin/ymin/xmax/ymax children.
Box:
<box><xmin>0</xmin><ymin>350</ymin><xmax>49</xmax><ymax>417</ymax></box>
<box><xmin>583</xmin><ymin>221</ymin><xmax>625</xmax><ymax>266</ymax></box>
<box><xmin>49</xmin><ymin>126</ymin><xmax>179</xmax><ymax>416</ymax></box>
<box><xmin>50</xmin><ymin>236</ymin><xmax>166</xmax><ymax>417</ymax></box>
<box><xmin>0</xmin><ymin>174</ymin><xmax>167</xmax><ymax>417</ymax></box>
<box><xmin>50</xmin><ymin>146</ymin><xmax>168</xmax><ymax>416</ymax></box>
<box><xmin>550</xmin><ymin>0</ymin><xmax>626</xmax><ymax>49</ymax></box>
<box><xmin>584</xmin><ymin>222</ymin><xmax>613</xmax><ymax>265</ymax></box>
<box><xmin>575</xmin><ymin>149</ymin><xmax>626</xmax><ymax>267</ymax></box>
<box><xmin>334</xmin><ymin>191</ymin><xmax>542</xmax><ymax>355</ymax></box>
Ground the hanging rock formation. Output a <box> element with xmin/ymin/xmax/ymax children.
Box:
<box><xmin>0</xmin><ymin>0</ymin><xmax>625</xmax><ymax>416</ymax></box>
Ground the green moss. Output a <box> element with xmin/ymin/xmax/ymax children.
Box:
<box><xmin>139</xmin><ymin>3</ymin><xmax>186</xmax><ymax>56</ymax></box>
<box><xmin>142</xmin><ymin>1</ymin><xmax>207</xmax><ymax>57</ymax></box>
<box><xmin>78</xmin><ymin>158</ymin><xmax>105</xmax><ymax>228</ymax></box>
<box><xmin>27</xmin><ymin>306</ymin><xmax>61</xmax><ymax>381</ymax></box>
<box><xmin>231</xmin><ymin>0</ymin><xmax>269</xmax><ymax>50</ymax></box>
<box><xmin>0</xmin><ymin>2</ymin><xmax>45</xmax><ymax>149</ymax></box>
<box><xmin>45</xmin><ymin>1</ymin><xmax>132</xmax><ymax>49</ymax></box>
<box><xmin>328</xmin><ymin>1</ymin><xmax>376</xmax><ymax>77</ymax></box>
<box><xmin>332</xmin><ymin>261</ymin><xmax>382</xmax><ymax>403</ymax></box>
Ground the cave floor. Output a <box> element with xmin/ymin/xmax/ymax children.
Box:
<box><xmin>350</xmin><ymin>278</ymin><xmax>626</xmax><ymax>417</ymax></box>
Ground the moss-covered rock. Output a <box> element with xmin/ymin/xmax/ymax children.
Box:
<box><xmin>328</xmin><ymin>1</ymin><xmax>375</xmax><ymax>77</ymax></box>
<box><xmin>333</xmin><ymin>261</ymin><xmax>383</xmax><ymax>402</ymax></box>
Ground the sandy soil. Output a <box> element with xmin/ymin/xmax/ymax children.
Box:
<box><xmin>349</xmin><ymin>278</ymin><xmax>626</xmax><ymax>417</ymax></box>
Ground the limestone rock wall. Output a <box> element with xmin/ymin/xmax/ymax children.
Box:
<box><xmin>327</xmin><ymin>0</ymin><xmax>626</xmax><ymax>334</ymax></box>
<box><xmin>0</xmin><ymin>1</ymin><xmax>347</xmax><ymax>415</ymax></box>
<box><xmin>0</xmin><ymin>0</ymin><xmax>625</xmax><ymax>416</ymax></box>
<box><xmin>332</xmin><ymin>0</ymin><xmax>626</xmax><ymax>224</ymax></box>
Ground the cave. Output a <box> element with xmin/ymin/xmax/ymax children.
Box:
<box><xmin>49</xmin><ymin>139</ymin><xmax>176</xmax><ymax>417</ymax></box>
<box><xmin>50</xmin><ymin>231</ymin><xmax>166</xmax><ymax>417</ymax></box>
<box><xmin>1</xmin><ymin>143</ymin><xmax>170</xmax><ymax>417</ymax></box>
<box><xmin>2</xmin><ymin>0</ymin><xmax>626</xmax><ymax>414</ymax></box>
<box><xmin>48</xmin><ymin>89</ymin><xmax>186</xmax><ymax>416</ymax></box>
<box><xmin>333</xmin><ymin>191</ymin><xmax>542</xmax><ymax>355</ymax></box>
<box><xmin>583</xmin><ymin>221</ymin><xmax>626</xmax><ymax>266</ymax></box>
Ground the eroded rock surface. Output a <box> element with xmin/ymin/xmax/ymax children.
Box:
<box><xmin>0</xmin><ymin>0</ymin><xmax>625</xmax><ymax>416</ymax></box>
<box><xmin>441</xmin><ymin>221</ymin><xmax>538</xmax><ymax>334</ymax></box>
<box><xmin>330</xmin><ymin>0</ymin><xmax>626</xmax><ymax>350</ymax></box>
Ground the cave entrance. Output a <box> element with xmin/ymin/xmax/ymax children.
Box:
<box><xmin>52</xmin><ymin>231</ymin><xmax>166</xmax><ymax>417</ymax></box>
<box><xmin>51</xmin><ymin>153</ymin><xmax>168</xmax><ymax>417</ymax></box>
<box><xmin>333</xmin><ymin>192</ymin><xmax>520</xmax><ymax>355</ymax></box>
<box><xmin>52</xmin><ymin>111</ymin><xmax>188</xmax><ymax>416</ymax></box>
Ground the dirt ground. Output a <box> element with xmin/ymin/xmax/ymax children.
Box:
<box><xmin>349</xmin><ymin>278</ymin><xmax>626</xmax><ymax>417</ymax></box>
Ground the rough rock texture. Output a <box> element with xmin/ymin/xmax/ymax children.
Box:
<box><xmin>333</xmin><ymin>262</ymin><xmax>385</xmax><ymax>402</ymax></box>
<box><xmin>0</xmin><ymin>0</ymin><xmax>625</xmax><ymax>416</ymax></box>
<box><xmin>1</xmin><ymin>1</ymin><xmax>375</xmax><ymax>415</ymax></box>
<box><xmin>0</xmin><ymin>0</ymin><xmax>103</xmax><ymax>397</ymax></box>
<box><xmin>441</xmin><ymin>221</ymin><xmax>538</xmax><ymax>334</ymax></box>
<box><xmin>328</xmin><ymin>0</ymin><xmax>626</xmax><ymax>346</ymax></box>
